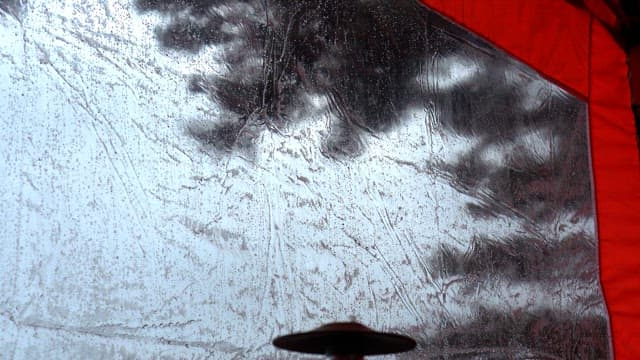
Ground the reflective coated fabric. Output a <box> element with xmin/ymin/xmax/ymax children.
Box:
<box><xmin>0</xmin><ymin>1</ymin><xmax>611</xmax><ymax>358</ymax></box>
<box><xmin>422</xmin><ymin>1</ymin><xmax>640</xmax><ymax>357</ymax></box>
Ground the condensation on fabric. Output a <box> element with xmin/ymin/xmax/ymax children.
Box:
<box><xmin>0</xmin><ymin>1</ymin><xmax>610</xmax><ymax>358</ymax></box>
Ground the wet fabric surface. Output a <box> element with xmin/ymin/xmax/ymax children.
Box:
<box><xmin>0</xmin><ymin>1</ymin><xmax>610</xmax><ymax>358</ymax></box>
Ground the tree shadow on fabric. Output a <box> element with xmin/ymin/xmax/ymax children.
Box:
<box><xmin>137</xmin><ymin>0</ymin><xmax>593</xmax><ymax>221</ymax></box>
<box><xmin>0</xmin><ymin>0</ymin><xmax>26</xmax><ymax>19</ymax></box>
<box><xmin>136</xmin><ymin>0</ymin><xmax>434</xmax><ymax>158</ymax></box>
<box><xmin>402</xmin><ymin>307</ymin><xmax>610</xmax><ymax>359</ymax></box>
<box><xmin>427</xmin><ymin>233</ymin><xmax>598</xmax><ymax>283</ymax></box>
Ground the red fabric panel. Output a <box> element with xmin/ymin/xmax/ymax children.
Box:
<box><xmin>590</xmin><ymin>20</ymin><xmax>640</xmax><ymax>358</ymax></box>
<box><xmin>420</xmin><ymin>0</ymin><xmax>640</xmax><ymax>358</ymax></box>
<box><xmin>421</xmin><ymin>0</ymin><xmax>590</xmax><ymax>99</ymax></box>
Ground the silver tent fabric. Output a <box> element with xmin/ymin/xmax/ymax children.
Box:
<box><xmin>0</xmin><ymin>1</ymin><xmax>610</xmax><ymax>358</ymax></box>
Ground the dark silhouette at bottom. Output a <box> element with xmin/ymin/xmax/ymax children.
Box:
<box><xmin>273</xmin><ymin>322</ymin><xmax>416</xmax><ymax>359</ymax></box>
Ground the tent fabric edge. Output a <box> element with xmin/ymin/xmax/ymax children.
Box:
<box><xmin>590</xmin><ymin>17</ymin><xmax>640</xmax><ymax>359</ymax></box>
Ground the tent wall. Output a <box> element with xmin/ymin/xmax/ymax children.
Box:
<box><xmin>421</xmin><ymin>0</ymin><xmax>640</xmax><ymax>358</ymax></box>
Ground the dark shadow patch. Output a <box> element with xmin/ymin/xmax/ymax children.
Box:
<box><xmin>187</xmin><ymin>118</ymin><xmax>253</xmax><ymax>151</ymax></box>
<box><xmin>444</xmin><ymin>99</ymin><xmax>592</xmax><ymax>222</ymax></box>
<box><xmin>0</xmin><ymin>0</ymin><xmax>26</xmax><ymax>19</ymax></box>
<box><xmin>135</xmin><ymin>0</ymin><xmax>231</xmax><ymax>14</ymax></box>
<box><xmin>428</xmin><ymin>233</ymin><xmax>597</xmax><ymax>283</ymax></box>
<box><xmin>137</xmin><ymin>0</ymin><xmax>432</xmax><ymax>156</ymax></box>
<box><xmin>155</xmin><ymin>13</ymin><xmax>230</xmax><ymax>52</ymax></box>
<box><xmin>404</xmin><ymin>307</ymin><xmax>610</xmax><ymax>359</ymax></box>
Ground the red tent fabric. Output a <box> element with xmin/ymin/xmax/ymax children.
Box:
<box><xmin>420</xmin><ymin>0</ymin><xmax>640</xmax><ymax>358</ymax></box>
